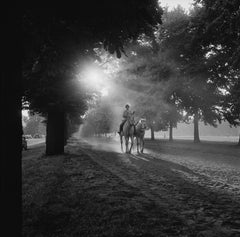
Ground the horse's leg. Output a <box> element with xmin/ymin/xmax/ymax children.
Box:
<box><xmin>131</xmin><ymin>136</ymin><xmax>134</xmax><ymax>153</ymax></box>
<box><xmin>133</xmin><ymin>136</ymin><xmax>135</xmax><ymax>153</ymax></box>
<box><xmin>141</xmin><ymin>138</ymin><xmax>144</xmax><ymax>153</ymax></box>
<box><xmin>129</xmin><ymin>136</ymin><xmax>134</xmax><ymax>154</ymax></box>
<box><xmin>131</xmin><ymin>137</ymin><xmax>134</xmax><ymax>153</ymax></box>
<box><xmin>120</xmin><ymin>135</ymin><xmax>123</xmax><ymax>152</ymax></box>
<box><xmin>136</xmin><ymin>137</ymin><xmax>140</xmax><ymax>154</ymax></box>
<box><xmin>125</xmin><ymin>136</ymin><xmax>129</xmax><ymax>153</ymax></box>
<box><xmin>130</xmin><ymin>127</ymin><xmax>135</xmax><ymax>154</ymax></box>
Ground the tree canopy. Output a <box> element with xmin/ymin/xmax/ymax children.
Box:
<box><xmin>22</xmin><ymin>1</ymin><xmax>164</xmax><ymax>154</ymax></box>
<box><xmin>193</xmin><ymin>0</ymin><xmax>240</xmax><ymax>67</ymax></box>
<box><xmin>23</xmin><ymin>1</ymin><xmax>164</xmax><ymax>114</ymax></box>
<box><xmin>95</xmin><ymin>3</ymin><xmax>239</xmax><ymax>143</ymax></box>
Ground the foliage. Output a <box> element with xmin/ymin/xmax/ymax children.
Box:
<box><xmin>22</xmin><ymin>2</ymin><xmax>163</xmax><ymax>153</ymax></box>
<box><xmin>23</xmin><ymin>114</ymin><xmax>46</xmax><ymax>136</ymax></box>
<box><xmin>221</xmin><ymin>75</ymin><xmax>240</xmax><ymax>126</ymax></box>
<box><xmin>23</xmin><ymin>1</ymin><xmax>163</xmax><ymax>83</ymax></box>
<box><xmin>193</xmin><ymin>0</ymin><xmax>240</xmax><ymax>67</ymax></box>
<box><xmin>191</xmin><ymin>0</ymin><xmax>240</xmax><ymax>127</ymax></box>
<box><xmin>117</xmin><ymin>5</ymin><xmax>231</xmax><ymax>139</ymax></box>
<box><xmin>113</xmin><ymin>36</ymin><xmax>183</xmax><ymax>132</ymax></box>
<box><xmin>81</xmin><ymin>104</ymin><xmax>115</xmax><ymax>137</ymax></box>
<box><xmin>158</xmin><ymin>7</ymin><xmax>224</xmax><ymax>128</ymax></box>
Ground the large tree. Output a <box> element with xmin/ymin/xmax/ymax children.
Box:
<box><xmin>192</xmin><ymin>0</ymin><xmax>240</xmax><ymax>144</ymax></box>
<box><xmin>157</xmin><ymin>6</ymin><xmax>224</xmax><ymax>143</ymax></box>
<box><xmin>221</xmin><ymin>72</ymin><xmax>240</xmax><ymax>145</ymax></box>
<box><xmin>2</xmin><ymin>10</ymin><xmax>22</xmax><ymax>236</ymax></box>
<box><xmin>23</xmin><ymin>2</ymin><xmax>163</xmax><ymax>155</ymax></box>
<box><xmin>160</xmin><ymin>81</ymin><xmax>184</xmax><ymax>142</ymax></box>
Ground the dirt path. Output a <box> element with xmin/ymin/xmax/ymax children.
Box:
<box><xmin>68</xmin><ymin>137</ymin><xmax>240</xmax><ymax>235</ymax></box>
<box><xmin>22</xmin><ymin>138</ymin><xmax>240</xmax><ymax>237</ymax></box>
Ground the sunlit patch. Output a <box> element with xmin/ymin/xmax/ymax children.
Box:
<box><xmin>22</xmin><ymin>109</ymin><xmax>29</xmax><ymax>117</ymax></box>
<box><xmin>79</xmin><ymin>66</ymin><xmax>105</xmax><ymax>89</ymax></box>
<box><xmin>101</xmin><ymin>88</ymin><xmax>109</xmax><ymax>97</ymax></box>
<box><xmin>77</xmin><ymin>64</ymin><xmax>113</xmax><ymax>98</ymax></box>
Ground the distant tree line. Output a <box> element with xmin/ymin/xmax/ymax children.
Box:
<box><xmin>81</xmin><ymin>103</ymin><xmax>116</xmax><ymax>137</ymax></box>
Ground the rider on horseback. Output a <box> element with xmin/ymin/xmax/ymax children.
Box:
<box><xmin>118</xmin><ymin>104</ymin><xmax>135</xmax><ymax>134</ymax></box>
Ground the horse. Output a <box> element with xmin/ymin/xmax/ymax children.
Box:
<box><xmin>135</xmin><ymin>118</ymin><xmax>147</xmax><ymax>153</ymax></box>
<box><xmin>119</xmin><ymin>112</ymin><xmax>135</xmax><ymax>154</ymax></box>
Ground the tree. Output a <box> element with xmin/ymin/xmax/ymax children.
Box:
<box><xmin>191</xmin><ymin>0</ymin><xmax>240</xmax><ymax>144</ymax></box>
<box><xmin>115</xmin><ymin>6</ymin><xmax>228</xmax><ymax>144</ymax></box>
<box><xmin>23</xmin><ymin>2</ymin><xmax>163</xmax><ymax>155</ymax></box>
<box><xmin>135</xmin><ymin>95</ymin><xmax>163</xmax><ymax>140</ymax></box>
<box><xmin>112</xmin><ymin>33</ymin><xmax>183</xmax><ymax>141</ymax></box>
<box><xmin>160</xmin><ymin>105</ymin><xmax>182</xmax><ymax>142</ymax></box>
<box><xmin>81</xmin><ymin>103</ymin><xmax>115</xmax><ymax>137</ymax></box>
<box><xmin>23</xmin><ymin>114</ymin><xmax>46</xmax><ymax>136</ymax></box>
<box><xmin>159</xmin><ymin>77</ymin><xmax>185</xmax><ymax>141</ymax></box>
<box><xmin>157</xmin><ymin>6</ymin><xmax>224</xmax><ymax>143</ymax></box>
<box><xmin>2</xmin><ymin>10</ymin><xmax>21</xmax><ymax>236</ymax></box>
<box><xmin>172</xmin><ymin>75</ymin><xmax>222</xmax><ymax>143</ymax></box>
<box><xmin>24</xmin><ymin>69</ymin><xmax>89</xmax><ymax>154</ymax></box>
<box><xmin>221</xmin><ymin>74</ymin><xmax>240</xmax><ymax>145</ymax></box>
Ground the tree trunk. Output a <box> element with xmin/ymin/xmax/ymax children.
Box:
<box><xmin>46</xmin><ymin>108</ymin><xmax>65</xmax><ymax>155</ymax></box>
<box><xmin>64</xmin><ymin>114</ymin><xmax>68</xmax><ymax>146</ymax></box>
<box><xmin>150</xmin><ymin>126</ymin><xmax>155</xmax><ymax>140</ymax></box>
<box><xmin>1</xmin><ymin>12</ymin><xmax>21</xmax><ymax>236</ymax></box>
<box><xmin>169</xmin><ymin>121</ymin><xmax>173</xmax><ymax>142</ymax></box>
<box><xmin>194</xmin><ymin>112</ymin><xmax>200</xmax><ymax>143</ymax></box>
<box><xmin>238</xmin><ymin>133</ymin><xmax>240</xmax><ymax>146</ymax></box>
<box><xmin>1</xmin><ymin>81</ymin><xmax>22</xmax><ymax>237</ymax></box>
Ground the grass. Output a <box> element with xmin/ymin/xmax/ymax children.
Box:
<box><xmin>22</xmin><ymin>139</ymin><xmax>240</xmax><ymax>237</ymax></box>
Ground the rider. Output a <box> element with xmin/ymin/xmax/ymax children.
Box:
<box><xmin>118</xmin><ymin>104</ymin><xmax>134</xmax><ymax>134</ymax></box>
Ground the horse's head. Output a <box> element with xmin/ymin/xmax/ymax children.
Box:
<box><xmin>139</xmin><ymin>118</ymin><xmax>147</xmax><ymax>130</ymax></box>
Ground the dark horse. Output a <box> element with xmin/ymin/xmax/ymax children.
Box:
<box><xmin>135</xmin><ymin>118</ymin><xmax>147</xmax><ymax>153</ymax></box>
<box><xmin>119</xmin><ymin>112</ymin><xmax>135</xmax><ymax>154</ymax></box>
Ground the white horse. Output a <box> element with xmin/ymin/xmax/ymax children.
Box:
<box><xmin>135</xmin><ymin>118</ymin><xmax>147</xmax><ymax>153</ymax></box>
<box><xmin>119</xmin><ymin>112</ymin><xmax>135</xmax><ymax>154</ymax></box>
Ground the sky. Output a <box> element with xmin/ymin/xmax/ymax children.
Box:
<box><xmin>159</xmin><ymin>0</ymin><xmax>194</xmax><ymax>10</ymax></box>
